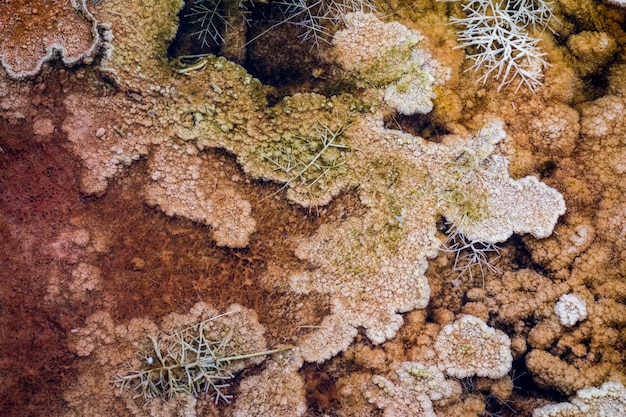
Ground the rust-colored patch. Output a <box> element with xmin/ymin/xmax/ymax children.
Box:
<box><xmin>0</xmin><ymin>122</ymin><xmax>83</xmax><ymax>416</ymax></box>
<box><xmin>303</xmin><ymin>362</ymin><xmax>341</xmax><ymax>413</ymax></box>
<box><xmin>0</xmin><ymin>69</ymin><xmax>335</xmax><ymax>416</ymax></box>
<box><xmin>85</xmin><ymin>150</ymin><xmax>331</xmax><ymax>342</ymax></box>
<box><xmin>0</xmin><ymin>0</ymin><xmax>97</xmax><ymax>76</ymax></box>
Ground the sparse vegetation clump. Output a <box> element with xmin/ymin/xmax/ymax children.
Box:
<box><xmin>263</xmin><ymin>122</ymin><xmax>351</xmax><ymax>205</ymax></box>
<box><xmin>186</xmin><ymin>0</ymin><xmax>376</xmax><ymax>52</ymax></box>
<box><xmin>439</xmin><ymin>0</ymin><xmax>558</xmax><ymax>92</ymax></box>
<box><xmin>443</xmin><ymin>223</ymin><xmax>501</xmax><ymax>287</ymax></box>
<box><xmin>113</xmin><ymin>310</ymin><xmax>289</xmax><ymax>403</ymax></box>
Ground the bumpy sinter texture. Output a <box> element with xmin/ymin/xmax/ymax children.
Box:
<box><xmin>0</xmin><ymin>0</ymin><xmax>575</xmax><ymax>414</ymax></box>
<box><xmin>0</xmin><ymin>0</ymin><xmax>100</xmax><ymax>78</ymax></box>
<box><xmin>365</xmin><ymin>362</ymin><xmax>461</xmax><ymax>417</ymax></box>
<box><xmin>233</xmin><ymin>348</ymin><xmax>307</xmax><ymax>417</ymax></box>
<box><xmin>434</xmin><ymin>315</ymin><xmax>512</xmax><ymax>379</ymax></box>
<box><xmin>332</xmin><ymin>12</ymin><xmax>450</xmax><ymax>115</ymax></box>
<box><xmin>65</xmin><ymin>303</ymin><xmax>271</xmax><ymax>416</ymax></box>
<box><xmin>499</xmin><ymin>59</ymin><xmax>626</xmax><ymax>398</ymax></box>
<box><xmin>291</xmin><ymin>114</ymin><xmax>564</xmax><ymax>362</ymax></box>
<box><xmin>145</xmin><ymin>141</ymin><xmax>256</xmax><ymax>248</ymax></box>
<box><xmin>533</xmin><ymin>381</ymin><xmax>626</xmax><ymax>417</ymax></box>
<box><xmin>9</xmin><ymin>0</ymin><xmax>563</xmax><ymax>355</ymax></box>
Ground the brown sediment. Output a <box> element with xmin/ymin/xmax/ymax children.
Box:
<box><xmin>0</xmin><ymin>72</ymin><xmax>334</xmax><ymax>415</ymax></box>
<box><xmin>88</xmin><ymin>153</ymin><xmax>332</xmax><ymax>337</ymax></box>
<box><xmin>0</xmin><ymin>118</ymin><xmax>83</xmax><ymax>416</ymax></box>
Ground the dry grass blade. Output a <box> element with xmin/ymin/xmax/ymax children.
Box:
<box><xmin>113</xmin><ymin>311</ymin><xmax>290</xmax><ymax>404</ymax></box>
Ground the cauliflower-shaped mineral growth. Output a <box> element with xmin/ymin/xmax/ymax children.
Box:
<box><xmin>434</xmin><ymin>315</ymin><xmax>513</xmax><ymax>379</ymax></box>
